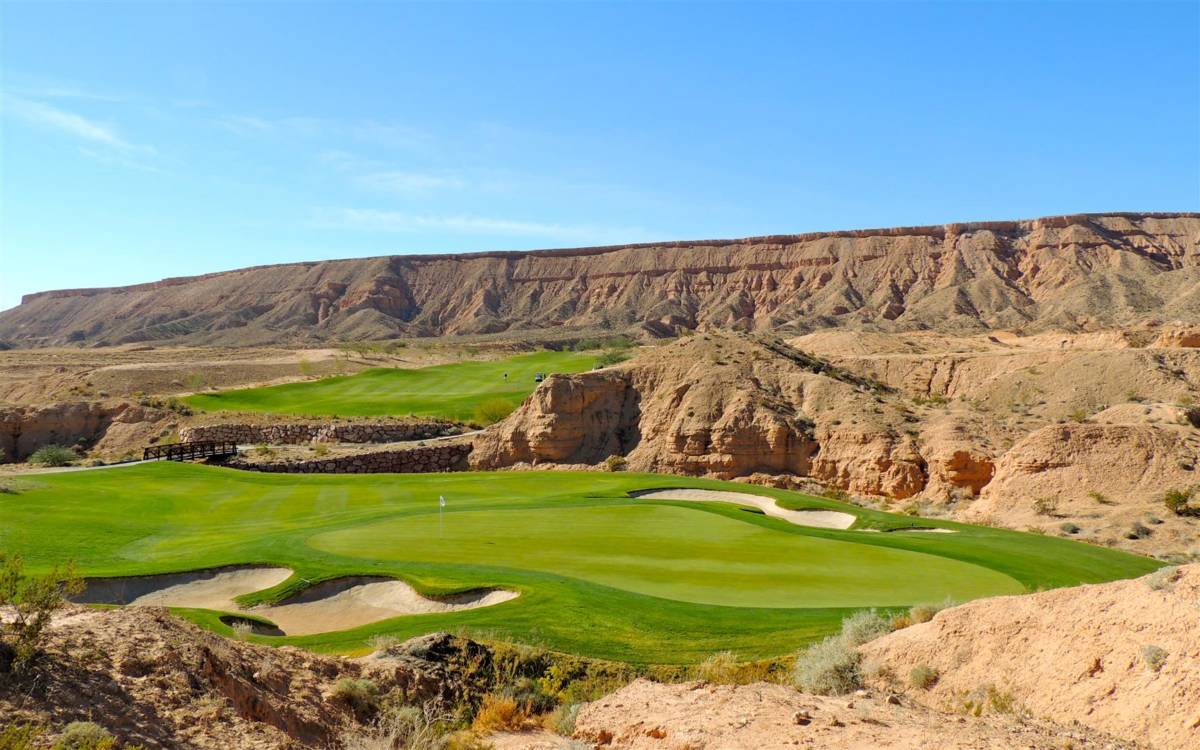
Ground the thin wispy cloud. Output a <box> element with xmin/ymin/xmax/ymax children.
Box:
<box><xmin>312</xmin><ymin>207</ymin><xmax>651</xmax><ymax>244</ymax></box>
<box><xmin>218</xmin><ymin>114</ymin><xmax>430</xmax><ymax>151</ymax></box>
<box><xmin>2</xmin><ymin>95</ymin><xmax>152</xmax><ymax>153</ymax></box>
<box><xmin>317</xmin><ymin>150</ymin><xmax>464</xmax><ymax>195</ymax></box>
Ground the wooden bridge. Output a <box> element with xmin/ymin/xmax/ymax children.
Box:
<box><xmin>142</xmin><ymin>441</ymin><xmax>239</xmax><ymax>462</ymax></box>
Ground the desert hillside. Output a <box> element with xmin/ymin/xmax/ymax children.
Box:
<box><xmin>1</xmin><ymin>212</ymin><xmax>1196</xmax><ymax>347</ymax></box>
<box><xmin>474</xmin><ymin>330</ymin><xmax>1200</xmax><ymax>557</ymax></box>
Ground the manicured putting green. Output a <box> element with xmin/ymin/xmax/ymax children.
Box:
<box><xmin>0</xmin><ymin>464</ymin><xmax>1160</xmax><ymax>663</ymax></box>
<box><xmin>184</xmin><ymin>350</ymin><xmax>597</xmax><ymax>421</ymax></box>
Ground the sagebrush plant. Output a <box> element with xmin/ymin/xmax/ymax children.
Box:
<box><xmin>793</xmin><ymin>610</ymin><xmax>894</xmax><ymax>695</ymax></box>
<box><xmin>333</xmin><ymin>678</ymin><xmax>381</xmax><ymax>721</ymax></box>
<box><xmin>839</xmin><ymin>610</ymin><xmax>892</xmax><ymax>646</ymax></box>
<box><xmin>0</xmin><ymin>552</ymin><xmax>83</xmax><ymax>675</ymax></box>
<box><xmin>340</xmin><ymin>702</ymin><xmax>451</xmax><ymax>750</ymax></box>
<box><xmin>548</xmin><ymin>702</ymin><xmax>581</xmax><ymax>736</ymax></box>
<box><xmin>53</xmin><ymin>722</ymin><xmax>116</xmax><ymax>750</ymax></box>
<box><xmin>27</xmin><ymin>445</ymin><xmax>76</xmax><ymax>467</ymax></box>
<box><xmin>909</xmin><ymin>664</ymin><xmax>939</xmax><ymax>689</ymax></box>
<box><xmin>792</xmin><ymin>634</ymin><xmax>861</xmax><ymax>695</ymax></box>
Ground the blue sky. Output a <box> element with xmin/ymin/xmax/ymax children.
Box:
<box><xmin>1</xmin><ymin>1</ymin><xmax>1197</xmax><ymax>311</ymax></box>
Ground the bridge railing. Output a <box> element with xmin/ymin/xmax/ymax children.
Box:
<box><xmin>142</xmin><ymin>441</ymin><xmax>239</xmax><ymax>462</ymax></box>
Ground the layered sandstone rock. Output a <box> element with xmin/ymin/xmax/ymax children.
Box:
<box><xmin>2</xmin><ymin>213</ymin><xmax>1196</xmax><ymax>347</ymax></box>
<box><xmin>0</xmin><ymin>402</ymin><xmax>122</xmax><ymax>461</ymax></box>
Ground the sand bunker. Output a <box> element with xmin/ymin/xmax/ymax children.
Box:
<box><xmin>75</xmin><ymin>566</ymin><xmax>517</xmax><ymax>636</ymax></box>
<box><xmin>887</xmin><ymin>527</ymin><xmax>957</xmax><ymax>534</ymax></box>
<box><xmin>634</xmin><ymin>489</ymin><xmax>856</xmax><ymax>530</ymax></box>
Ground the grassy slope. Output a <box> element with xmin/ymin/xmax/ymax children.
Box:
<box><xmin>183</xmin><ymin>350</ymin><xmax>597</xmax><ymax>421</ymax></box>
<box><xmin>0</xmin><ymin>464</ymin><xmax>1160</xmax><ymax>663</ymax></box>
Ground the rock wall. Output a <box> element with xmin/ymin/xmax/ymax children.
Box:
<box><xmin>0</xmin><ymin>402</ymin><xmax>119</xmax><ymax>461</ymax></box>
<box><xmin>179</xmin><ymin>420</ymin><xmax>458</xmax><ymax>445</ymax></box>
<box><xmin>228</xmin><ymin>443</ymin><xmax>471</xmax><ymax>474</ymax></box>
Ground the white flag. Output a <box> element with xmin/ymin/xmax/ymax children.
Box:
<box><xmin>439</xmin><ymin>495</ymin><xmax>446</xmax><ymax>507</ymax></box>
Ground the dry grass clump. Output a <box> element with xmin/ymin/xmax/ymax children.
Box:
<box><xmin>471</xmin><ymin>694</ymin><xmax>522</xmax><ymax>732</ymax></box>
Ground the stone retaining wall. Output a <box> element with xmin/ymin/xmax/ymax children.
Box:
<box><xmin>226</xmin><ymin>443</ymin><xmax>472</xmax><ymax>474</ymax></box>
<box><xmin>180</xmin><ymin>420</ymin><xmax>458</xmax><ymax>446</ymax></box>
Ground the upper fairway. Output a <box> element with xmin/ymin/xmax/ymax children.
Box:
<box><xmin>0</xmin><ymin>463</ymin><xmax>1160</xmax><ymax>663</ymax></box>
<box><xmin>183</xmin><ymin>350</ymin><xmax>598</xmax><ymax>421</ymax></box>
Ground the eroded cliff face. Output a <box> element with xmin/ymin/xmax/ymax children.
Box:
<box><xmin>472</xmin><ymin>334</ymin><xmax>915</xmax><ymax>489</ymax></box>
<box><xmin>3</xmin><ymin>213</ymin><xmax>1197</xmax><ymax>347</ymax></box>
<box><xmin>472</xmin><ymin>332</ymin><xmax>1200</xmax><ymax>554</ymax></box>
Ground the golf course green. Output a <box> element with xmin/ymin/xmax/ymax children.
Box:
<box><xmin>0</xmin><ymin>463</ymin><xmax>1160</xmax><ymax>663</ymax></box>
<box><xmin>184</xmin><ymin>350</ymin><xmax>598</xmax><ymax>421</ymax></box>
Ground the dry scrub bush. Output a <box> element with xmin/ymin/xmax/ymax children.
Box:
<box><xmin>793</xmin><ymin>610</ymin><xmax>892</xmax><ymax>695</ymax></box>
<box><xmin>54</xmin><ymin>722</ymin><xmax>116</xmax><ymax>750</ymax></box>
<box><xmin>909</xmin><ymin>664</ymin><xmax>939</xmax><ymax>690</ymax></box>
<box><xmin>603</xmin><ymin>454</ymin><xmax>627</xmax><ymax>472</ymax></box>
<box><xmin>340</xmin><ymin>702</ymin><xmax>455</xmax><ymax>750</ymax></box>
<box><xmin>547</xmin><ymin>702</ymin><xmax>581</xmax><ymax>735</ymax></box>
<box><xmin>1141</xmin><ymin>645</ymin><xmax>1168</xmax><ymax>672</ymax></box>
<box><xmin>333</xmin><ymin>678</ymin><xmax>381</xmax><ymax>721</ymax></box>
<box><xmin>1143</xmin><ymin>566</ymin><xmax>1180</xmax><ymax>591</ymax></box>
<box><xmin>471</xmin><ymin>694</ymin><xmax>523</xmax><ymax>732</ymax></box>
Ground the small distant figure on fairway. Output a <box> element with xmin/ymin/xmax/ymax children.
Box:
<box><xmin>534</xmin><ymin>372</ymin><xmax>545</xmax><ymax>383</ymax></box>
<box><xmin>503</xmin><ymin>372</ymin><xmax>508</xmax><ymax>382</ymax></box>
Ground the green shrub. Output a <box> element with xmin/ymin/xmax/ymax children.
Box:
<box><xmin>1164</xmin><ymin>487</ymin><xmax>1198</xmax><ymax>517</ymax></box>
<box><xmin>909</xmin><ymin>664</ymin><xmax>939</xmax><ymax>689</ymax></box>
<box><xmin>594</xmin><ymin>349</ymin><xmax>630</xmax><ymax>368</ymax></box>
<box><xmin>603</xmin><ymin>455</ymin><xmax>627</xmax><ymax>472</ymax></box>
<box><xmin>1141</xmin><ymin>644</ymin><xmax>1168</xmax><ymax>672</ymax></box>
<box><xmin>54</xmin><ymin>722</ymin><xmax>115</xmax><ymax>750</ymax></box>
<box><xmin>27</xmin><ymin>445</ymin><xmax>76</xmax><ymax>467</ymax></box>
<box><xmin>502</xmin><ymin>676</ymin><xmax>557</xmax><ymax>714</ymax></box>
<box><xmin>473</xmin><ymin>398</ymin><xmax>515</xmax><ymax>426</ymax></box>
<box><xmin>310</xmin><ymin>442</ymin><xmax>331</xmax><ymax>457</ymax></box>
<box><xmin>1</xmin><ymin>552</ymin><xmax>83</xmax><ymax>674</ymax></box>
<box><xmin>333</xmin><ymin>677</ymin><xmax>380</xmax><ymax>720</ymax></box>
<box><xmin>0</xmin><ymin>724</ymin><xmax>44</xmax><ymax>750</ymax></box>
